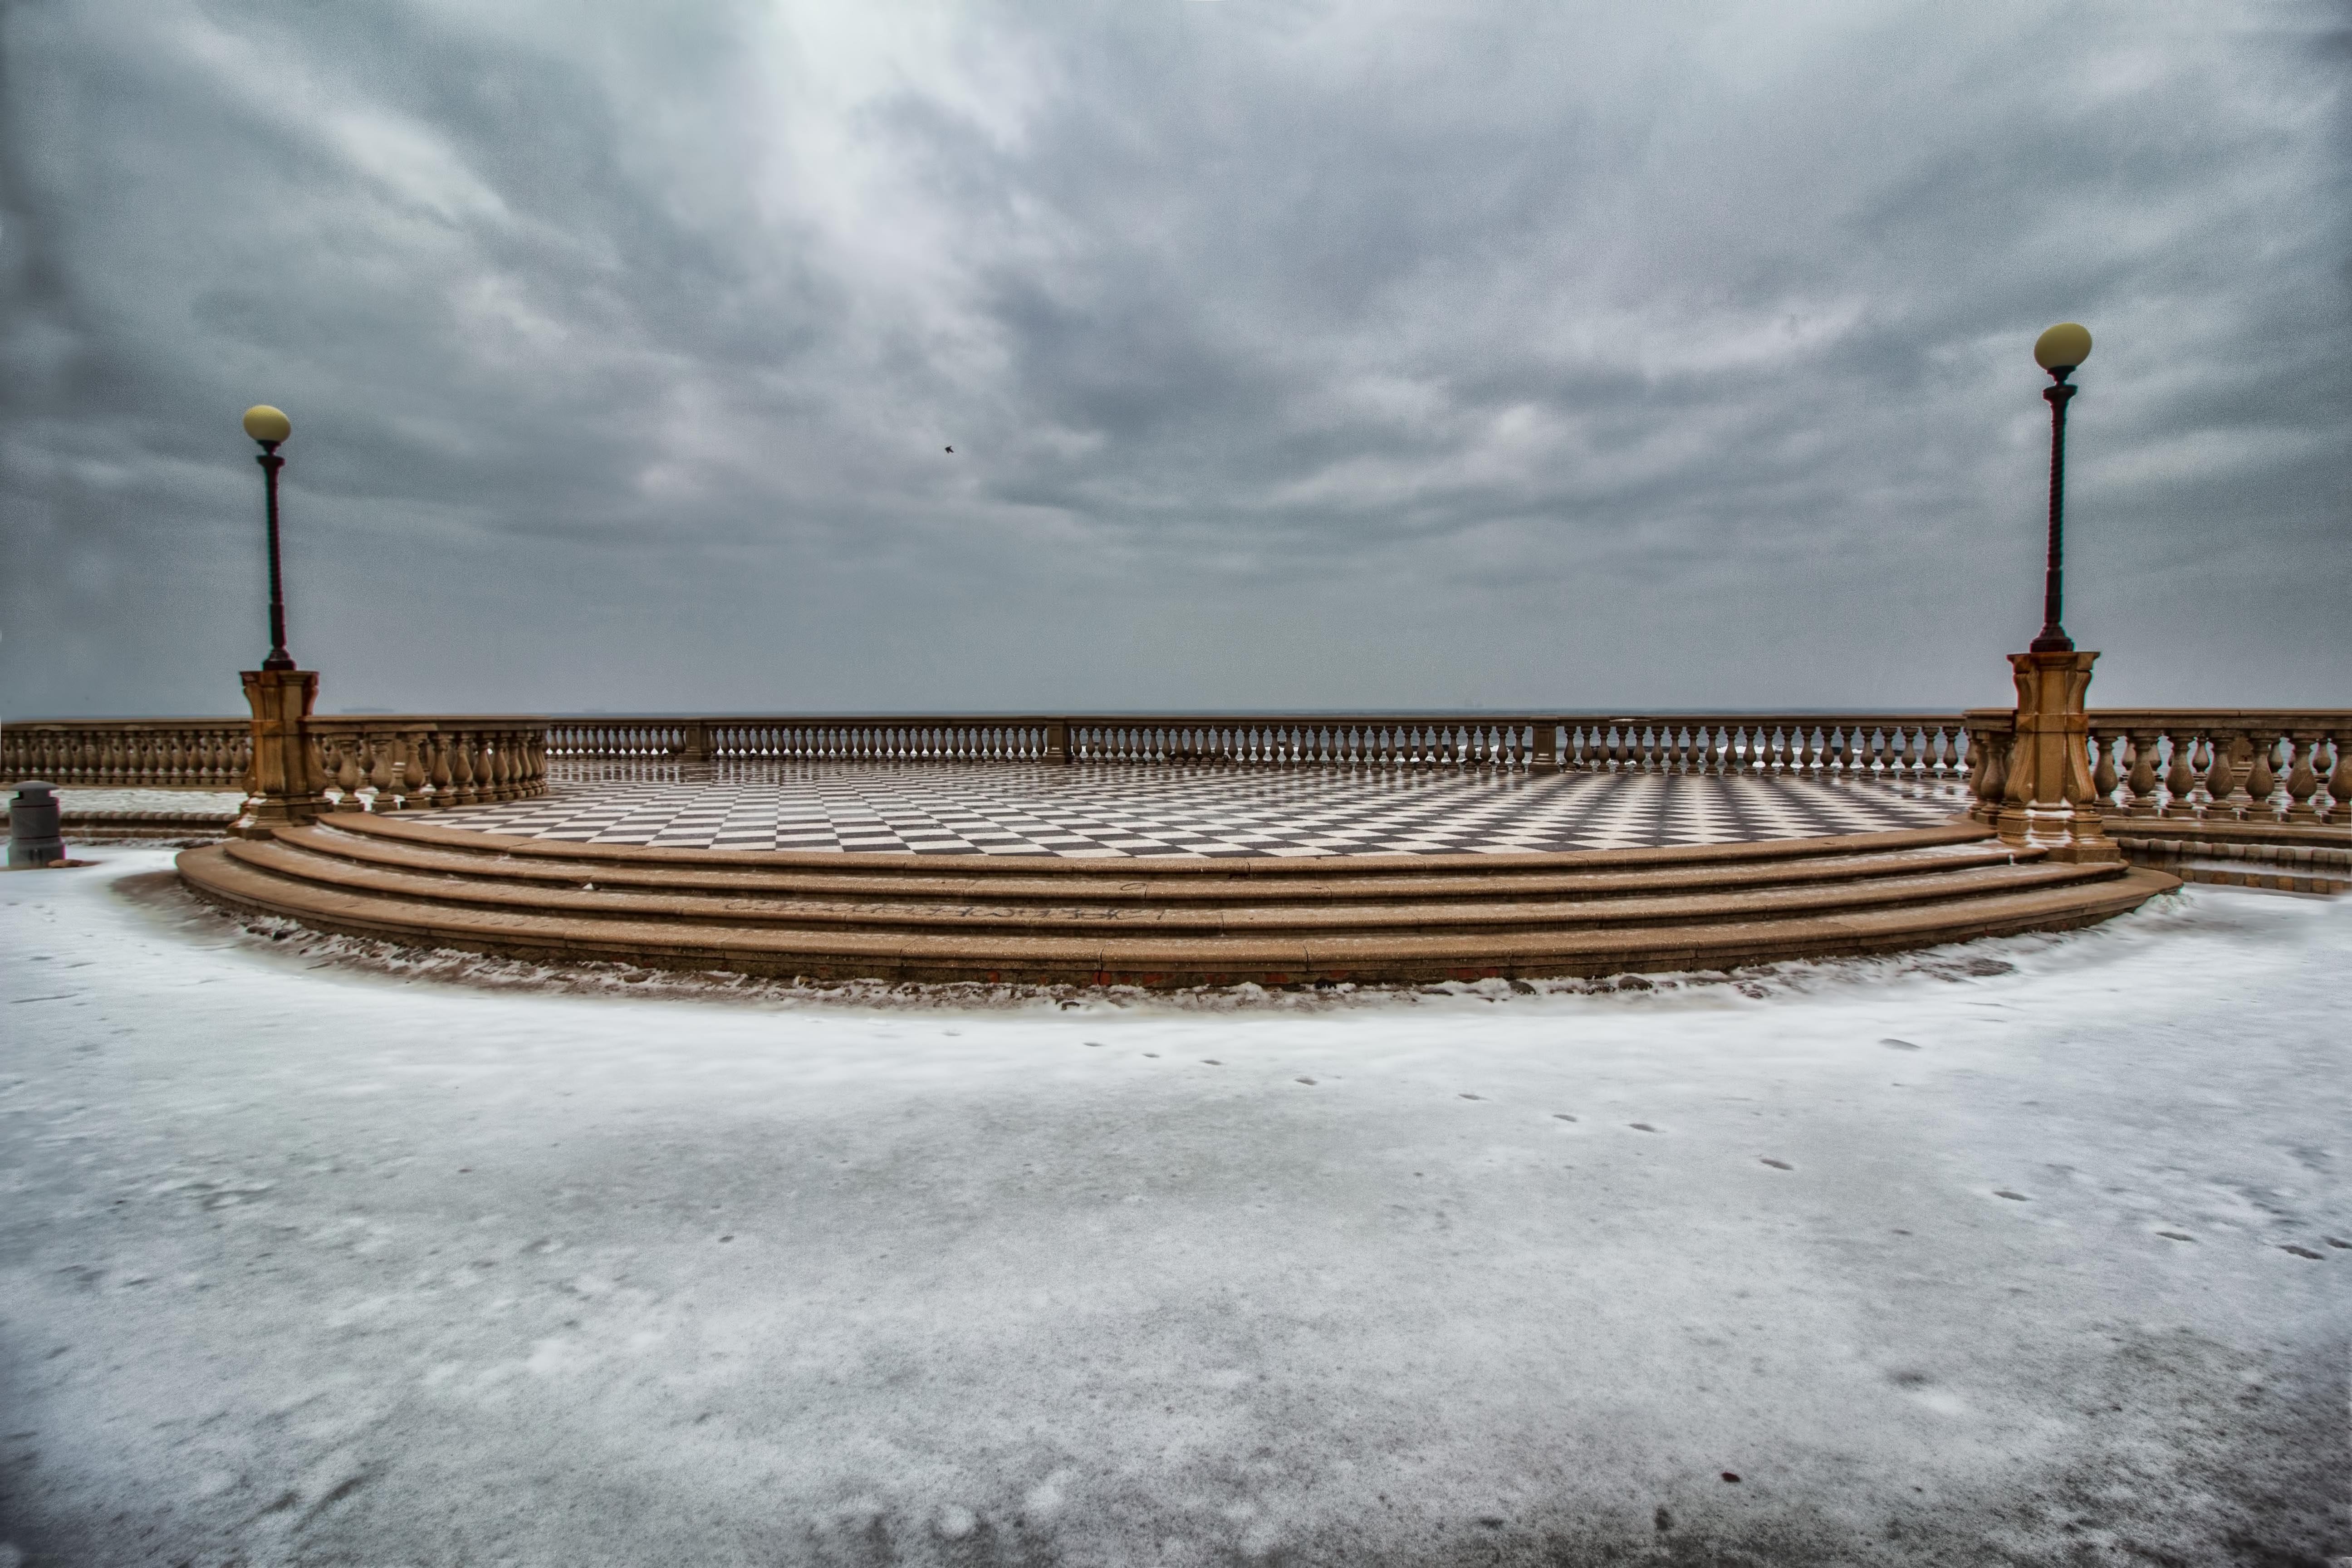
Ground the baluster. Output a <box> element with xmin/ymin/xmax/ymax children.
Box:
<box><xmin>327</xmin><ymin>737</ymin><xmax>361</xmax><ymax>810</ymax></box>
<box><xmin>2323</xmin><ymin>734</ymin><xmax>2350</xmax><ymax>824</ymax></box>
<box><xmin>472</xmin><ymin>734</ymin><xmax>499</xmax><ymax>801</ymax></box>
<box><xmin>2241</xmin><ymin>731</ymin><xmax>2281</xmax><ymax>822</ymax></box>
<box><xmin>367</xmin><ymin>732</ymin><xmax>397</xmax><ymax>811</ymax></box>
<box><xmin>2193</xmin><ymin>734</ymin><xmax>2232</xmax><ymax>818</ymax></box>
<box><xmin>1968</xmin><ymin>726</ymin><xmax>2005</xmax><ymax>821</ymax></box>
<box><xmin>475</xmin><ymin>733</ymin><xmax>502</xmax><ymax>801</ymax></box>
<box><xmin>2155</xmin><ymin>732</ymin><xmax>2191</xmax><ymax>817</ymax></box>
<box><xmin>2089</xmin><ymin>732</ymin><xmax>2119</xmax><ymax>811</ymax></box>
<box><xmin>394</xmin><ymin>731</ymin><xmax>428</xmax><ymax>808</ymax></box>
<box><xmin>2282</xmin><ymin>733</ymin><xmax>2322</xmax><ymax>823</ymax></box>
<box><xmin>450</xmin><ymin>735</ymin><xmax>480</xmax><ymax>805</ymax></box>
<box><xmin>2120</xmin><ymin>730</ymin><xmax>2160</xmax><ymax>816</ymax></box>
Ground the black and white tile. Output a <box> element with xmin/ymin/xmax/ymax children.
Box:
<box><xmin>431</xmin><ymin>761</ymin><xmax>1972</xmax><ymax>857</ymax></box>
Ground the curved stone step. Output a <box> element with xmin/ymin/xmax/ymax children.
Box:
<box><xmin>176</xmin><ymin>817</ymin><xmax>2179</xmax><ymax>985</ymax></box>
<box><xmin>255</xmin><ymin>816</ymin><xmax>2026</xmax><ymax>906</ymax></box>
<box><xmin>210</xmin><ymin>833</ymin><xmax>2119</xmax><ymax>938</ymax></box>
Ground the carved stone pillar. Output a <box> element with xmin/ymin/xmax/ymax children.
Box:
<box><xmin>232</xmin><ymin>668</ymin><xmax>329</xmax><ymax>838</ymax></box>
<box><xmin>1994</xmin><ymin>650</ymin><xmax>2121</xmax><ymax>862</ymax></box>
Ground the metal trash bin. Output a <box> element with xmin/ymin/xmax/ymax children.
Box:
<box><xmin>8</xmin><ymin>781</ymin><xmax>65</xmax><ymax>867</ymax></box>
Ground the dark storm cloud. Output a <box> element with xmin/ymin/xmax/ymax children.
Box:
<box><xmin>2</xmin><ymin>0</ymin><xmax>2344</xmax><ymax>716</ymax></box>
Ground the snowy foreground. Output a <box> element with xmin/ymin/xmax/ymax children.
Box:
<box><xmin>1</xmin><ymin>853</ymin><xmax>2345</xmax><ymax>1567</ymax></box>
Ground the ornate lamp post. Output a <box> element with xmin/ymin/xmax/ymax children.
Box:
<box><xmin>242</xmin><ymin>404</ymin><xmax>297</xmax><ymax>671</ymax></box>
<box><xmin>1984</xmin><ymin>324</ymin><xmax>2119</xmax><ymax>863</ymax></box>
<box><xmin>2029</xmin><ymin>322</ymin><xmax>2091</xmax><ymax>653</ymax></box>
<box><xmin>230</xmin><ymin>404</ymin><xmax>328</xmax><ymax>837</ymax></box>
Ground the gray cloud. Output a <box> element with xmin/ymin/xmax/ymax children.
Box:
<box><xmin>3</xmin><ymin>0</ymin><xmax>2345</xmax><ymax>718</ymax></box>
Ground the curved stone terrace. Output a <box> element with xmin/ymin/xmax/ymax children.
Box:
<box><xmin>436</xmin><ymin>758</ymin><xmax>1975</xmax><ymax>858</ymax></box>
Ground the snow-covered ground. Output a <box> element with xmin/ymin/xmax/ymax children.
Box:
<box><xmin>1</xmin><ymin>851</ymin><xmax>2344</xmax><ymax>1566</ymax></box>
<box><xmin>3</xmin><ymin>788</ymin><xmax>245</xmax><ymax>816</ymax></box>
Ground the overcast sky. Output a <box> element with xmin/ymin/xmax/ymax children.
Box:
<box><xmin>2</xmin><ymin>1</ymin><xmax>2344</xmax><ymax>718</ymax></box>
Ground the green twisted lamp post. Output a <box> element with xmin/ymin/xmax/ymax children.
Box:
<box><xmin>231</xmin><ymin>404</ymin><xmax>329</xmax><ymax>837</ymax></box>
<box><xmin>1993</xmin><ymin>325</ymin><xmax>2120</xmax><ymax>863</ymax></box>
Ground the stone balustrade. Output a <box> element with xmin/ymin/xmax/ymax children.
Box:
<box><xmin>305</xmin><ymin>718</ymin><xmax>550</xmax><ymax>812</ymax></box>
<box><xmin>16</xmin><ymin>711</ymin><xmax>2342</xmax><ymax>827</ymax></box>
<box><xmin>0</xmin><ymin>719</ymin><xmax>252</xmax><ymax>789</ymax></box>
<box><xmin>1967</xmin><ymin>709</ymin><xmax>2347</xmax><ymax>826</ymax></box>
<box><xmin>544</xmin><ymin>712</ymin><xmax>1978</xmax><ymax>779</ymax></box>
<box><xmin>546</xmin><ymin>717</ymin><xmax>1062</xmax><ymax>764</ymax></box>
<box><xmin>8</xmin><ymin>712</ymin><xmax>1973</xmax><ymax>785</ymax></box>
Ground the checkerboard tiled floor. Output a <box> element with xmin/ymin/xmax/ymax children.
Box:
<box><xmin>429</xmin><ymin>762</ymin><xmax>1972</xmax><ymax>858</ymax></box>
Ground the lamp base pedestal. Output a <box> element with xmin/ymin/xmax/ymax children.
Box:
<box><xmin>231</xmin><ymin>668</ymin><xmax>329</xmax><ymax>839</ymax></box>
<box><xmin>1994</xmin><ymin>649</ymin><xmax>2121</xmax><ymax>864</ymax></box>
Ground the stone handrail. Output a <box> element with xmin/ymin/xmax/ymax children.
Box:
<box><xmin>0</xmin><ymin>718</ymin><xmax>253</xmax><ymax>789</ymax></box>
<box><xmin>11</xmin><ymin>712</ymin><xmax>1979</xmax><ymax>783</ymax></box>
<box><xmin>547</xmin><ymin>715</ymin><xmax>1061</xmax><ymax>764</ymax></box>
<box><xmin>543</xmin><ymin>712</ymin><xmax>1980</xmax><ymax>779</ymax></box>
<box><xmin>27</xmin><ymin>710</ymin><xmax>2339</xmax><ymax>826</ymax></box>
<box><xmin>1966</xmin><ymin>709</ymin><xmax>2347</xmax><ymax>826</ymax></box>
<box><xmin>304</xmin><ymin>717</ymin><xmax>550</xmax><ymax>812</ymax></box>
<box><xmin>0</xmin><ymin>715</ymin><xmax>549</xmax><ymax>811</ymax></box>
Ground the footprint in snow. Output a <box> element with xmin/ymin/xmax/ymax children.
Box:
<box><xmin>1760</xmin><ymin>1158</ymin><xmax>1793</xmax><ymax>1171</ymax></box>
<box><xmin>1994</xmin><ymin>1190</ymin><xmax>2030</xmax><ymax>1201</ymax></box>
<box><xmin>1628</xmin><ymin>1123</ymin><xmax>1658</xmax><ymax>1133</ymax></box>
<box><xmin>1459</xmin><ymin>1094</ymin><xmax>1484</xmax><ymax>1101</ymax></box>
<box><xmin>2157</xmin><ymin>1231</ymin><xmax>2195</xmax><ymax>1242</ymax></box>
<box><xmin>1296</xmin><ymin>1077</ymin><xmax>1317</xmax><ymax>1086</ymax></box>
<box><xmin>1880</xmin><ymin>1038</ymin><xmax>1922</xmax><ymax>1051</ymax></box>
<box><xmin>1553</xmin><ymin>1114</ymin><xmax>1577</xmax><ymax>1123</ymax></box>
<box><xmin>2281</xmin><ymin>1245</ymin><xmax>2324</xmax><ymax>1260</ymax></box>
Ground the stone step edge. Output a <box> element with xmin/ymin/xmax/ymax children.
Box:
<box><xmin>2104</xmin><ymin>816</ymin><xmax>2348</xmax><ymax>850</ymax></box>
<box><xmin>315</xmin><ymin>810</ymin><xmax>1994</xmax><ymax>876</ymax></box>
<box><xmin>216</xmin><ymin>838</ymin><xmax>2122</xmax><ymax>937</ymax></box>
<box><xmin>177</xmin><ymin>847</ymin><xmax>2176</xmax><ymax>983</ymax></box>
<box><xmin>268</xmin><ymin>822</ymin><xmax>2035</xmax><ymax>903</ymax></box>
